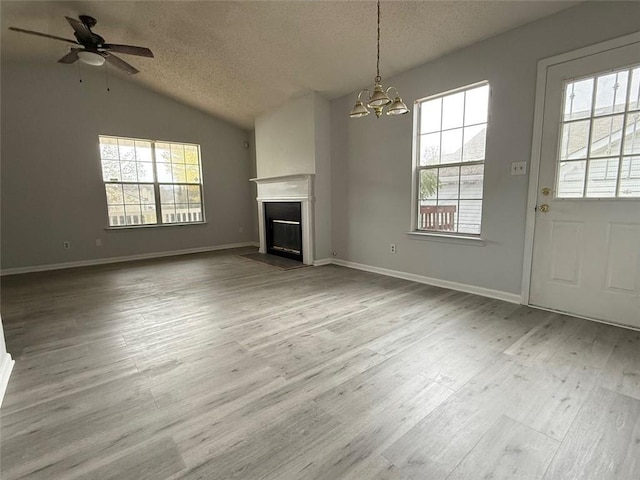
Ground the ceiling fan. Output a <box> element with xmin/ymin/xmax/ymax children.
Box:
<box><xmin>9</xmin><ymin>15</ymin><xmax>153</xmax><ymax>75</ymax></box>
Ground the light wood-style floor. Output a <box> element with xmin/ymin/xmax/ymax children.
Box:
<box><xmin>1</xmin><ymin>248</ymin><xmax>640</xmax><ymax>480</ymax></box>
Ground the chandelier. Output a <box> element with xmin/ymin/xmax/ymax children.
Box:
<box><xmin>350</xmin><ymin>0</ymin><xmax>409</xmax><ymax>118</ymax></box>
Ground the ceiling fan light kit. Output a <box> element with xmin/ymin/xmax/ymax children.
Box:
<box><xmin>350</xmin><ymin>0</ymin><xmax>409</xmax><ymax>119</ymax></box>
<box><xmin>8</xmin><ymin>15</ymin><xmax>154</xmax><ymax>75</ymax></box>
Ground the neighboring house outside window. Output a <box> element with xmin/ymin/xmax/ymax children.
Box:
<box><xmin>99</xmin><ymin>135</ymin><xmax>205</xmax><ymax>227</ymax></box>
<box><xmin>413</xmin><ymin>82</ymin><xmax>489</xmax><ymax>235</ymax></box>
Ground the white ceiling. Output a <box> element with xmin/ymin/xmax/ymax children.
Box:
<box><xmin>1</xmin><ymin>1</ymin><xmax>579</xmax><ymax>129</ymax></box>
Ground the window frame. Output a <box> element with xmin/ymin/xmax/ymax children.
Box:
<box><xmin>410</xmin><ymin>80</ymin><xmax>490</xmax><ymax>239</ymax></box>
<box><xmin>98</xmin><ymin>135</ymin><xmax>207</xmax><ymax>229</ymax></box>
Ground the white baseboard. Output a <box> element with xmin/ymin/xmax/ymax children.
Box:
<box><xmin>331</xmin><ymin>259</ymin><xmax>522</xmax><ymax>304</ymax></box>
<box><xmin>313</xmin><ymin>258</ymin><xmax>333</xmax><ymax>267</ymax></box>
<box><xmin>0</xmin><ymin>242</ymin><xmax>260</xmax><ymax>276</ymax></box>
<box><xmin>0</xmin><ymin>352</ymin><xmax>15</xmax><ymax>407</ymax></box>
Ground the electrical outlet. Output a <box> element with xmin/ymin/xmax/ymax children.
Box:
<box><xmin>238</xmin><ymin>227</ymin><xmax>244</xmax><ymax>233</ymax></box>
<box><xmin>95</xmin><ymin>238</ymin><xmax>102</xmax><ymax>247</ymax></box>
<box><xmin>390</xmin><ymin>243</ymin><xmax>396</xmax><ymax>254</ymax></box>
<box><xmin>511</xmin><ymin>161</ymin><xmax>527</xmax><ymax>175</ymax></box>
<box><xmin>63</xmin><ymin>241</ymin><xmax>71</xmax><ymax>249</ymax></box>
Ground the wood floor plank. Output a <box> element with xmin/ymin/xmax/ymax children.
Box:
<box><xmin>447</xmin><ymin>415</ymin><xmax>559</xmax><ymax>480</ymax></box>
<box><xmin>543</xmin><ymin>386</ymin><xmax>640</xmax><ymax>480</ymax></box>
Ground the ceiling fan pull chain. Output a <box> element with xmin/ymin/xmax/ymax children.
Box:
<box><xmin>104</xmin><ymin>63</ymin><xmax>110</xmax><ymax>92</ymax></box>
<box><xmin>77</xmin><ymin>60</ymin><xmax>83</xmax><ymax>83</ymax></box>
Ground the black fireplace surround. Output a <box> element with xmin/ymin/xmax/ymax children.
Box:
<box><xmin>264</xmin><ymin>202</ymin><xmax>302</xmax><ymax>262</ymax></box>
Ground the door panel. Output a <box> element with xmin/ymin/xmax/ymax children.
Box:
<box><xmin>530</xmin><ymin>40</ymin><xmax>640</xmax><ymax>328</ymax></box>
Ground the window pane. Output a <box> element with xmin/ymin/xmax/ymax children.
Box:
<box><xmin>435</xmin><ymin>199</ymin><xmax>458</xmax><ymax>232</ymax></box>
<box><xmin>458</xmin><ymin>200</ymin><xmax>482</xmax><ymax>235</ymax></box>
<box><xmin>120</xmin><ymin>161</ymin><xmax>138</xmax><ymax>182</ymax></box>
<box><xmin>419</xmin><ymin>169</ymin><xmax>438</xmax><ymax>201</ymax></box>
<box><xmin>420</xmin><ymin>98</ymin><xmax>441</xmax><ymax>133</ymax></box>
<box><xmin>188</xmin><ymin>204</ymin><xmax>203</xmax><ymax>221</ymax></box>
<box><xmin>464</xmin><ymin>85</ymin><xmax>489</xmax><ymax>126</ymax></box>
<box><xmin>139</xmin><ymin>185</ymin><xmax>155</xmax><ymax>204</ymax></box>
<box><xmin>174</xmin><ymin>185</ymin><xmax>188</xmax><ymax>203</ymax></box>
<box><xmin>155</xmin><ymin>143</ymin><xmax>171</xmax><ymax>162</ymax></box>
<box><xmin>175</xmin><ymin>204</ymin><xmax>189</xmax><ymax>222</ymax></box>
<box><xmin>100</xmin><ymin>137</ymin><xmax>119</xmax><ymax>159</ymax></box>
<box><xmin>172</xmin><ymin>164</ymin><xmax>187</xmax><ymax>183</ymax></box>
<box><xmin>186</xmin><ymin>165</ymin><xmax>201</xmax><ymax>183</ymax></box>
<box><xmin>590</xmin><ymin>115</ymin><xmax>624</xmax><ymax>158</ymax></box>
<box><xmin>122</xmin><ymin>184</ymin><xmax>140</xmax><ymax>204</ymax></box>
<box><xmin>586</xmin><ymin>158</ymin><xmax>618</xmax><ymax>198</ymax></box>
<box><xmin>135</xmin><ymin>140</ymin><xmax>152</xmax><ymax>162</ymax></box>
<box><xmin>557</xmin><ymin>160</ymin><xmax>586</xmax><ymax>198</ymax></box>
<box><xmin>419</xmin><ymin>133</ymin><xmax>440</xmax><ymax>166</ymax></box>
<box><xmin>137</xmin><ymin>162</ymin><xmax>154</xmax><ymax>182</ymax></box>
<box><xmin>460</xmin><ymin>164</ymin><xmax>484</xmax><ymax>199</ymax></box>
<box><xmin>141</xmin><ymin>205</ymin><xmax>157</xmax><ymax>224</ymax></box>
<box><xmin>619</xmin><ymin>157</ymin><xmax>640</xmax><ymax>197</ymax></box>
<box><xmin>104</xmin><ymin>184</ymin><xmax>123</xmax><ymax>205</ymax></box>
<box><xmin>440</xmin><ymin>128</ymin><xmax>463</xmax><ymax>164</ymax></box>
<box><xmin>442</xmin><ymin>92</ymin><xmax>464</xmax><ymax>130</ymax></box>
<box><xmin>594</xmin><ymin>71</ymin><xmax>628</xmax><ymax>116</ymax></box>
<box><xmin>623</xmin><ymin>112</ymin><xmax>640</xmax><ymax>155</ymax></box>
<box><xmin>187</xmin><ymin>185</ymin><xmax>201</xmax><ymax>205</ymax></box>
<box><xmin>156</xmin><ymin>161</ymin><xmax>172</xmax><ymax>182</ymax></box>
<box><xmin>108</xmin><ymin>205</ymin><xmax>125</xmax><ymax>226</ymax></box>
<box><xmin>437</xmin><ymin>166</ymin><xmax>460</xmax><ymax>202</ymax></box>
<box><xmin>159</xmin><ymin>184</ymin><xmax>174</xmax><ymax>204</ymax></box>
<box><xmin>118</xmin><ymin>138</ymin><xmax>136</xmax><ymax>160</ymax></box>
<box><xmin>462</xmin><ymin>125</ymin><xmax>486</xmax><ymax>162</ymax></box>
<box><xmin>629</xmin><ymin>67</ymin><xmax>640</xmax><ymax>111</ymax></box>
<box><xmin>559</xmin><ymin>120</ymin><xmax>590</xmax><ymax>160</ymax></box>
<box><xmin>185</xmin><ymin>145</ymin><xmax>200</xmax><ymax>165</ymax></box>
<box><xmin>161</xmin><ymin>204</ymin><xmax>176</xmax><ymax>223</ymax></box>
<box><xmin>102</xmin><ymin>161</ymin><xmax>121</xmax><ymax>182</ymax></box>
<box><xmin>171</xmin><ymin>144</ymin><xmax>185</xmax><ymax>163</ymax></box>
<box><xmin>125</xmin><ymin>205</ymin><xmax>142</xmax><ymax>225</ymax></box>
<box><xmin>564</xmin><ymin>78</ymin><xmax>593</xmax><ymax>121</ymax></box>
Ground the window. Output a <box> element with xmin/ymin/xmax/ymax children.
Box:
<box><xmin>99</xmin><ymin>136</ymin><xmax>204</xmax><ymax>227</ymax></box>
<box><xmin>414</xmin><ymin>82</ymin><xmax>489</xmax><ymax>235</ymax></box>
<box><xmin>557</xmin><ymin>65</ymin><xmax>640</xmax><ymax>198</ymax></box>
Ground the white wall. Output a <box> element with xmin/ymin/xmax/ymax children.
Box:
<box><xmin>255</xmin><ymin>93</ymin><xmax>316</xmax><ymax>178</ymax></box>
<box><xmin>1</xmin><ymin>63</ymin><xmax>256</xmax><ymax>271</ymax></box>
<box><xmin>330</xmin><ymin>1</ymin><xmax>640</xmax><ymax>296</ymax></box>
<box><xmin>0</xmin><ymin>315</ymin><xmax>14</xmax><ymax>405</ymax></box>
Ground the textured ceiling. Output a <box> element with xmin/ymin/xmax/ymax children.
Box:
<box><xmin>1</xmin><ymin>1</ymin><xmax>579</xmax><ymax>129</ymax></box>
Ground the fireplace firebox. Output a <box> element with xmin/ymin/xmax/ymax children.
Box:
<box><xmin>264</xmin><ymin>202</ymin><xmax>302</xmax><ymax>262</ymax></box>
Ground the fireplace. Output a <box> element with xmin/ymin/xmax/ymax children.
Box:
<box><xmin>265</xmin><ymin>202</ymin><xmax>302</xmax><ymax>261</ymax></box>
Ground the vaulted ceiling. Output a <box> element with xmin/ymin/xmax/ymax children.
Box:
<box><xmin>1</xmin><ymin>1</ymin><xmax>579</xmax><ymax>129</ymax></box>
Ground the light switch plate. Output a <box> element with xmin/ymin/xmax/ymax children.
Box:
<box><xmin>511</xmin><ymin>161</ymin><xmax>527</xmax><ymax>175</ymax></box>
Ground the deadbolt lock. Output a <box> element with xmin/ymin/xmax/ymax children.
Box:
<box><xmin>541</xmin><ymin>187</ymin><xmax>551</xmax><ymax>196</ymax></box>
<box><xmin>539</xmin><ymin>204</ymin><xmax>550</xmax><ymax>213</ymax></box>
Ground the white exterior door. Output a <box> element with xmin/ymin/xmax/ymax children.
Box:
<box><xmin>529</xmin><ymin>39</ymin><xmax>640</xmax><ymax>328</ymax></box>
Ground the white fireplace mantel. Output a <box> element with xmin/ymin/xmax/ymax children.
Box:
<box><xmin>251</xmin><ymin>174</ymin><xmax>315</xmax><ymax>265</ymax></box>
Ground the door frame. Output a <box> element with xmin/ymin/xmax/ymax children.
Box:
<box><xmin>521</xmin><ymin>31</ymin><xmax>640</xmax><ymax>305</ymax></box>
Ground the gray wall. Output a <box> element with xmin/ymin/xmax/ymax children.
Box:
<box><xmin>331</xmin><ymin>1</ymin><xmax>640</xmax><ymax>295</ymax></box>
<box><xmin>1</xmin><ymin>63</ymin><xmax>255</xmax><ymax>270</ymax></box>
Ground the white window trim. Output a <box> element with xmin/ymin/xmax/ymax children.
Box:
<box><xmin>410</xmin><ymin>80</ymin><xmax>489</xmax><ymax>240</ymax></box>
<box><xmin>99</xmin><ymin>135</ymin><xmax>207</xmax><ymax>229</ymax></box>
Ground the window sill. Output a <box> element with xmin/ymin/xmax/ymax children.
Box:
<box><xmin>105</xmin><ymin>222</ymin><xmax>208</xmax><ymax>231</ymax></box>
<box><xmin>406</xmin><ymin>231</ymin><xmax>485</xmax><ymax>246</ymax></box>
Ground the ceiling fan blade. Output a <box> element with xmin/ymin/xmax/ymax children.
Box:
<box><xmin>102</xmin><ymin>44</ymin><xmax>154</xmax><ymax>58</ymax></box>
<box><xmin>65</xmin><ymin>16</ymin><xmax>93</xmax><ymax>44</ymax></box>
<box><xmin>103</xmin><ymin>52</ymin><xmax>139</xmax><ymax>75</ymax></box>
<box><xmin>58</xmin><ymin>48</ymin><xmax>80</xmax><ymax>64</ymax></box>
<box><xmin>8</xmin><ymin>27</ymin><xmax>78</xmax><ymax>44</ymax></box>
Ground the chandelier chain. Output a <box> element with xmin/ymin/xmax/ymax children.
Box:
<box><xmin>376</xmin><ymin>0</ymin><xmax>380</xmax><ymax>82</ymax></box>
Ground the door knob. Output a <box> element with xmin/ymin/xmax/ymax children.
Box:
<box><xmin>541</xmin><ymin>187</ymin><xmax>551</xmax><ymax>196</ymax></box>
<box><xmin>539</xmin><ymin>204</ymin><xmax>550</xmax><ymax>213</ymax></box>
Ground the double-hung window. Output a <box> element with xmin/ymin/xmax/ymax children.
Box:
<box><xmin>99</xmin><ymin>135</ymin><xmax>205</xmax><ymax>227</ymax></box>
<box><xmin>414</xmin><ymin>82</ymin><xmax>489</xmax><ymax>236</ymax></box>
